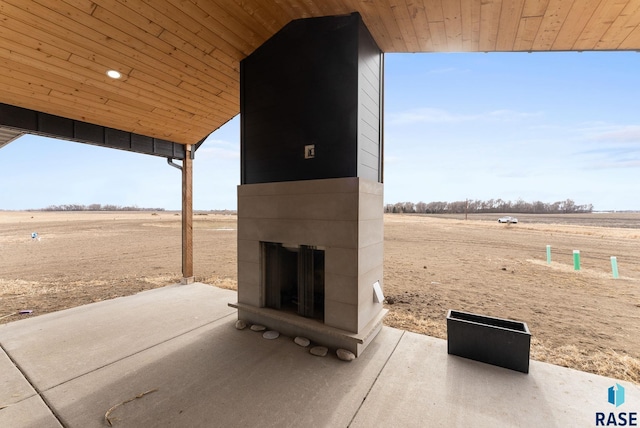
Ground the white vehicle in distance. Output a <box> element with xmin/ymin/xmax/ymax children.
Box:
<box><xmin>498</xmin><ymin>216</ymin><xmax>518</xmax><ymax>224</ymax></box>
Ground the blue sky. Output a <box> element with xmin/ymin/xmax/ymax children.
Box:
<box><xmin>1</xmin><ymin>52</ymin><xmax>639</xmax><ymax>211</ymax></box>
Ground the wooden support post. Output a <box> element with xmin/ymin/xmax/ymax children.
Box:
<box><xmin>181</xmin><ymin>144</ymin><xmax>194</xmax><ymax>284</ymax></box>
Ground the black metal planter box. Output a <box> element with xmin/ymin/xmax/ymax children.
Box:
<box><xmin>447</xmin><ymin>310</ymin><xmax>531</xmax><ymax>373</ymax></box>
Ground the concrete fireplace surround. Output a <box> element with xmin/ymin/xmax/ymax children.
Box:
<box><xmin>230</xmin><ymin>177</ymin><xmax>386</xmax><ymax>356</ymax></box>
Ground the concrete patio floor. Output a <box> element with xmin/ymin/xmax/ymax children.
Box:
<box><xmin>1</xmin><ymin>283</ymin><xmax>638</xmax><ymax>427</ymax></box>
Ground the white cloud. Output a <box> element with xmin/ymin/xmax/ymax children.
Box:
<box><xmin>590</xmin><ymin>160</ymin><xmax>640</xmax><ymax>169</ymax></box>
<box><xmin>485</xmin><ymin>109</ymin><xmax>543</xmax><ymax>120</ymax></box>
<box><xmin>388</xmin><ymin>107</ymin><xmax>543</xmax><ymax>125</ymax></box>
<box><xmin>196</xmin><ymin>139</ymin><xmax>239</xmax><ymax>160</ymax></box>
<box><xmin>383</xmin><ymin>155</ymin><xmax>402</xmax><ymax>163</ymax></box>
<box><xmin>388</xmin><ymin>108</ymin><xmax>460</xmax><ymax>124</ymax></box>
<box><xmin>588</xmin><ymin>125</ymin><xmax>640</xmax><ymax>143</ymax></box>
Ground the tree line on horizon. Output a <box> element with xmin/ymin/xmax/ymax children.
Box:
<box><xmin>384</xmin><ymin>198</ymin><xmax>593</xmax><ymax>214</ymax></box>
<box><xmin>38</xmin><ymin>204</ymin><xmax>165</xmax><ymax>212</ymax></box>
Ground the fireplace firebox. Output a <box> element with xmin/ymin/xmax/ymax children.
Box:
<box><xmin>263</xmin><ymin>242</ymin><xmax>325</xmax><ymax>321</ymax></box>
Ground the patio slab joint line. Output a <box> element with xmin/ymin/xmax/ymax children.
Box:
<box><xmin>0</xmin><ymin>341</ymin><xmax>67</xmax><ymax>428</ymax></box>
<box><xmin>347</xmin><ymin>330</ymin><xmax>406</xmax><ymax>427</ymax></box>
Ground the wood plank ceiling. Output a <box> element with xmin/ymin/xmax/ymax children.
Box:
<box><xmin>1</xmin><ymin>0</ymin><xmax>639</xmax><ymax>145</ymax></box>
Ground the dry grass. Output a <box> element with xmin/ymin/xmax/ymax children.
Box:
<box><xmin>0</xmin><ymin>279</ymin><xmax>43</xmax><ymax>295</ymax></box>
<box><xmin>531</xmin><ymin>338</ymin><xmax>640</xmax><ymax>384</ymax></box>
<box><xmin>384</xmin><ymin>310</ymin><xmax>640</xmax><ymax>384</ymax></box>
<box><xmin>0</xmin><ymin>276</ymin><xmax>177</xmax><ymax>297</ymax></box>
<box><xmin>196</xmin><ymin>276</ymin><xmax>238</xmax><ymax>291</ymax></box>
<box><xmin>384</xmin><ymin>310</ymin><xmax>447</xmax><ymax>339</ymax></box>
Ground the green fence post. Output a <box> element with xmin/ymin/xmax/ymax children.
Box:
<box><xmin>546</xmin><ymin>245</ymin><xmax>551</xmax><ymax>264</ymax></box>
<box><xmin>611</xmin><ymin>256</ymin><xmax>619</xmax><ymax>279</ymax></box>
<box><xmin>573</xmin><ymin>250</ymin><xmax>581</xmax><ymax>271</ymax></box>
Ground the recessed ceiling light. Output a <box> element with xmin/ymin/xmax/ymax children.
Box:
<box><xmin>106</xmin><ymin>70</ymin><xmax>122</xmax><ymax>79</ymax></box>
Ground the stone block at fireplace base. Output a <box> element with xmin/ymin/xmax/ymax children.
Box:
<box><xmin>228</xmin><ymin>303</ymin><xmax>388</xmax><ymax>357</ymax></box>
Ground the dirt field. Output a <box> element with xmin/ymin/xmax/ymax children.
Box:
<box><xmin>1</xmin><ymin>211</ymin><xmax>639</xmax><ymax>382</ymax></box>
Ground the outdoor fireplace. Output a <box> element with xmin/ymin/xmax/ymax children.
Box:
<box><xmin>229</xmin><ymin>13</ymin><xmax>386</xmax><ymax>356</ymax></box>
